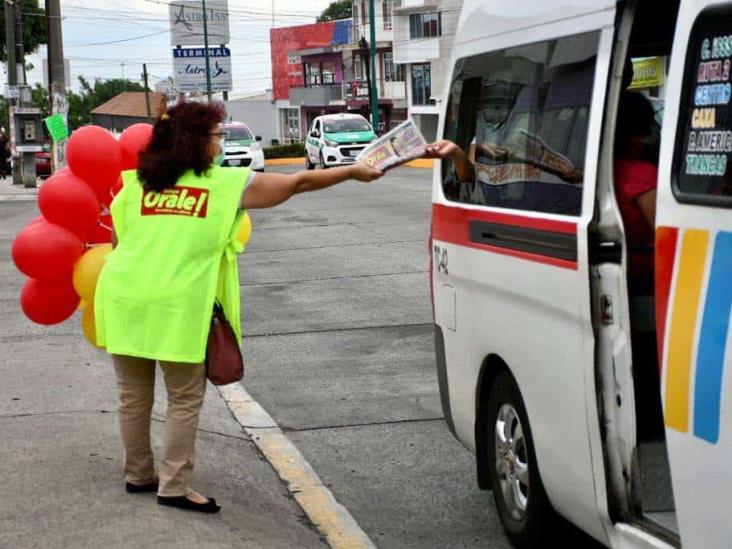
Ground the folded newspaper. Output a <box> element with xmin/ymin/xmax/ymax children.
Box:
<box><xmin>356</xmin><ymin>119</ymin><xmax>428</xmax><ymax>171</ymax></box>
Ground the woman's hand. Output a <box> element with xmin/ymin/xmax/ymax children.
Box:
<box><xmin>349</xmin><ymin>162</ymin><xmax>384</xmax><ymax>182</ymax></box>
<box><xmin>424</xmin><ymin>140</ymin><xmax>462</xmax><ymax>159</ymax></box>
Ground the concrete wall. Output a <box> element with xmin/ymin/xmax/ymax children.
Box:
<box><xmin>225</xmin><ymin>99</ymin><xmax>280</xmax><ymax>146</ymax></box>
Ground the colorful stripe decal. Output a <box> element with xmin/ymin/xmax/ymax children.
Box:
<box><xmin>693</xmin><ymin>231</ymin><xmax>732</xmax><ymax>443</ymax></box>
<box><xmin>665</xmin><ymin>229</ymin><xmax>709</xmax><ymax>433</ymax></box>
<box><xmin>655</xmin><ymin>226</ymin><xmax>679</xmax><ymax>376</ymax></box>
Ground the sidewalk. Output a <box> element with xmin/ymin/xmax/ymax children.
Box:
<box><xmin>0</xmin><ymin>177</ymin><xmax>44</xmax><ymax>202</ymax></box>
<box><xmin>0</xmin><ymin>200</ymin><xmax>325</xmax><ymax>548</ymax></box>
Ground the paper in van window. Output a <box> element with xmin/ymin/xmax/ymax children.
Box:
<box><xmin>357</xmin><ymin>119</ymin><xmax>427</xmax><ymax>171</ymax></box>
<box><xmin>676</xmin><ymin>21</ymin><xmax>732</xmax><ymax>200</ymax></box>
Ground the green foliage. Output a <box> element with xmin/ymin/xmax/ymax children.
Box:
<box><xmin>317</xmin><ymin>0</ymin><xmax>352</xmax><ymax>22</ymax></box>
<box><xmin>0</xmin><ymin>1</ymin><xmax>47</xmax><ymax>62</ymax></box>
<box><xmin>263</xmin><ymin>143</ymin><xmax>306</xmax><ymax>159</ymax></box>
<box><xmin>68</xmin><ymin>77</ymin><xmax>147</xmax><ymax>129</ymax></box>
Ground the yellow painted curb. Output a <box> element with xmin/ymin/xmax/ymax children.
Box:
<box><xmin>218</xmin><ymin>383</ymin><xmax>375</xmax><ymax>549</ymax></box>
<box><xmin>404</xmin><ymin>158</ymin><xmax>434</xmax><ymax>169</ymax></box>
<box><xmin>265</xmin><ymin>157</ymin><xmax>306</xmax><ymax>166</ymax></box>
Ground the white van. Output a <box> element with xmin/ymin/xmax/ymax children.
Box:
<box><xmin>431</xmin><ymin>1</ymin><xmax>731</xmax><ymax>548</ymax></box>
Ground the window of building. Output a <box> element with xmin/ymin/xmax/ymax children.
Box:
<box><xmin>411</xmin><ymin>63</ymin><xmax>431</xmax><ymax>105</ymax></box>
<box><xmin>383</xmin><ymin>0</ymin><xmax>392</xmax><ymax>30</ymax></box>
<box><xmin>280</xmin><ymin>108</ymin><xmax>300</xmax><ymax>143</ymax></box>
<box><xmin>321</xmin><ymin>61</ymin><xmax>336</xmax><ymax>85</ymax></box>
<box><xmin>673</xmin><ymin>6</ymin><xmax>732</xmax><ymax>206</ymax></box>
<box><xmin>361</xmin><ymin>0</ymin><xmax>368</xmax><ymax>24</ymax></box>
<box><xmin>383</xmin><ymin>52</ymin><xmax>403</xmax><ymax>82</ymax></box>
<box><xmin>409</xmin><ymin>12</ymin><xmax>441</xmax><ymax>39</ymax></box>
<box><xmin>442</xmin><ymin>32</ymin><xmax>600</xmax><ymax>216</ymax></box>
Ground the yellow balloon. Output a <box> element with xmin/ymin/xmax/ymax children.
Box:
<box><xmin>78</xmin><ymin>299</ymin><xmax>87</xmax><ymax>311</ymax></box>
<box><xmin>72</xmin><ymin>244</ymin><xmax>113</xmax><ymax>302</ymax></box>
<box><xmin>236</xmin><ymin>211</ymin><xmax>252</xmax><ymax>246</ymax></box>
<box><xmin>81</xmin><ymin>305</ymin><xmax>97</xmax><ymax>347</ymax></box>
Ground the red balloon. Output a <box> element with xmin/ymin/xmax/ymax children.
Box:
<box><xmin>87</xmin><ymin>216</ymin><xmax>113</xmax><ymax>244</ymax></box>
<box><xmin>111</xmin><ymin>176</ymin><xmax>123</xmax><ymax>197</ymax></box>
<box><xmin>67</xmin><ymin>125</ymin><xmax>121</xmax><ymax>198</ymax></box>
<box><xmin>38</xmin><ymin>171</ymin><xmax>100</xmax><ymax>240</ymax></box>
<box><xmin>12</xmin><ymin>220</ymin><xmax>84</xmax><ymax>280</ymax></box>
<box><xmin>99</xmin><ymin>189</ymin><xmax>114</xmax><ymax>209</ymax></box>
<box><xmin>20</xmin><ymin>277</ymin><xmax>80</xmax><ymax>325</ymax></box>
<box><xmin>119</xmin><ymin>123</ymin><xmax>153</xmax><ymax>170</ymax></box>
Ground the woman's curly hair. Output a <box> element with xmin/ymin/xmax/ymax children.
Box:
<box><xmin>138</xmin><ymin>100</ymin><xmax>227</xmax><ymax>192</ymax></box>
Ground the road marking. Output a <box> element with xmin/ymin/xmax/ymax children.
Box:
<box><xmin>218</xmin><ymin>383</ymin><xmax>376</xmax><ymax>549</ymax></box>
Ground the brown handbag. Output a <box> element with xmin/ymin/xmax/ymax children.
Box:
<box><xmin>205</xmin><ymin>301</ymin><xmax>244</xmax><ymax>385</ymax></box>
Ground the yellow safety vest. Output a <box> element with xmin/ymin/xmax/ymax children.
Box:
<box><xmin>95</xmin><ymin>166</ymin><xmax>250</xmax><ymax>363</ymax></box>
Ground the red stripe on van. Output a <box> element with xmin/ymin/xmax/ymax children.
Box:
<box><xmin>655</xmin><ymin>226</ymin><xmax>679</xmax><ymax>376</ymax></box>
<box><xmin>432</xmin><ymin>203</ymin><xmax>578</xmax><ymax>270</ymax></box>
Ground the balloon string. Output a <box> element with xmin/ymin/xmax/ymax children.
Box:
<box><xmin>98</xmin><ymin>220</ymin><xmax>113</xmax><ymax>231</ymax></box>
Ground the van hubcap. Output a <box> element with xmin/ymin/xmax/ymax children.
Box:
<box><xmin>495</xmin><ymin>404</ymin><xmax>529</xmax><ymax>520</ymax></box>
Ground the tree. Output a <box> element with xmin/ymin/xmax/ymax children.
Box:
<box><xmin>317</xmin><ymin>0</ymin><xmax>352</xmax><ymax>22</ymax></box>
<box><xmin>0</xmin><ymin>1</ymin><xmax>47</xmax><ymax>62</ymax></box>
<box><xmin>68</xmin><ymin>77</ymin><xmax>148</xmax><ymax>129</ymax></box>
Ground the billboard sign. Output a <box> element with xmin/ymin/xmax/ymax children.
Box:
<box><xmin>169</xmin><ymin>0</ymin><xmax>230</xmax><ymax>46</ymax></box>
<box><xmin>173</xmin><ymin>47</ymin><xmax>232</xmax><ymax>92</ymax></box>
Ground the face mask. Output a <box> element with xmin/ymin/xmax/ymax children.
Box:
<box><xmin>214</xmin><ymin>142</ymin><xmax>225</xmax><ymax>166</ymax></box>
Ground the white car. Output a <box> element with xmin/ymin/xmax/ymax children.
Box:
<box><xmin>305</xmin><ymin>113</ymin><xmax>376</xmax><ymax>169</ymax></box>
<box><xmin>222</xmin><ymin>122</ymin><xmax>265</xmax><ymax>171</ymax></box>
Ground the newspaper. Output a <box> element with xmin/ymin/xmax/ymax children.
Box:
<box><xmin>356</xmin><ymin>119</ymin><xmax>427</xmax><ymax>171</ymax></box>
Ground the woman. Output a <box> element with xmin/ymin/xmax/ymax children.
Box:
<box><xmin>614</xmin><ymin>90</ymin><xmax>659</xmax><ymax>295</ymax></box>
<box><xmin>94</xmin><ymin>101</ymin><xmax>382</xmax><ymax>514</ymax></box>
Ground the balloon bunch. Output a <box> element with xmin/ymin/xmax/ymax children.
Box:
<box><xmin>11</xmin><ymin>123</ymin><xmax>153</xmax><ymax>346</ymax></box>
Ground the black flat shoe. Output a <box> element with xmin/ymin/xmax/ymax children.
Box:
<box><xmin>125</xmin><ymin>481</ymin><xmax>159</xmax><ymax>493</ymax></box>
<box><xmin>157</xmin><ymin>495</ymin><xmax>221</xmax><ymax>513</ymax></box>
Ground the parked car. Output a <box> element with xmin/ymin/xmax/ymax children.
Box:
<box><xmin>35</xmin><ymin>143</ymin><xmax>52</xmax><ymax>178</ymax></box>
<box><xmin>305</xmin><ymin>113</ymin><xmax>376</xmax><ymax>169</ymax></box>
<box><xmin>221</xmin><ymin>122</ymin><xmax>264</xmax><ymax>172</ymax></box>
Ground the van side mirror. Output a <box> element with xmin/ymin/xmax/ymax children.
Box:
<box><xmin>310</xmin><ymin>131</ymin><xmax>319</xmax><ymax>138</ymax></box>
<box><xmin>255</xmin><ymin>135</ymin><xmax>262</xmax><ymax>141</ymax></box>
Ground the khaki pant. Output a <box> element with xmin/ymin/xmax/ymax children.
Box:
<box><xmin>112</xmin><ymin>355</ymin><xmax>206</xmax><ymax>497</ymax></box>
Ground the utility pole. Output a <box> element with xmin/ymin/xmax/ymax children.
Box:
<box><xmin>5</xmin><ymin>1</ymin><xmax>16</xmax><ymax>88</ymax></box>
<box><xmin>46</xmin><ymin>0</ymin><xmax>67</xmax><ymax>173</ymax></box>
<box><xmin>142</xmin><ymin>63</ymin><xmax>152</xmax><ymax>120</ymax></box>
<box><xmin>201</xmin><ymin>0</ymin><xmax>212</xmax><ymax>100</ymax></box>
<box><xmin>368</xmin><ymin>0</ymin><xmax>380</xmax><ymax>133</ymax></box>
<box><xmin>4</xmin><ymin>0</ymin><xmax>17</xmax><ymax>184</ymax></box>
<box><xmin>359</xmin><ymin>37</ymin><xmax>373</xmax><ymax>122</ymax></box>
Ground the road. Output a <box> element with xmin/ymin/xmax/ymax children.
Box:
<box><xmin>241</xmin><ymin>165</ymin><xmax>511</xmax><ymax>548</ymax></box>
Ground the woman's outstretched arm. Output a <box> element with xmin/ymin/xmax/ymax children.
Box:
<box><xmin>241</xmin><ymin>163</ymin><xmax>383</xmax><ymax>210</ymax></box>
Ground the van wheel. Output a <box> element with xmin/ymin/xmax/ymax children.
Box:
<box><xmin>484</xmin><ymin>371</ymin><xmax>556</xmax><ymax>548</ymax></box>
<box><xmin>319</xmin><ymin>152</ymin><xmax>328</xmax><ymax>169</ymax></box>
<box><xmin>305</xmin><ymin>154</ymin><xmax>314</xmax><ymax>170</ymax></box>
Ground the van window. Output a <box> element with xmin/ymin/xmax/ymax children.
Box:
<box><xmin>442</xmin><ymin>32</ymin><xmax>600</xmax><ymax>216</ymax></box>
<box><xmin>673</xmin><ymin>7</ymin><xmax>732</xmax><ymax>206</ymax></box>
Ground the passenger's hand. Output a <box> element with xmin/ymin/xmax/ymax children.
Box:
<box><xmin>350</xmin><ymin>162</ymin><xmax>384</xmax><ymax>182</ymax></box>
<box><xmin>424</xmin><ymin>140</ymin><xmax>461</xmax><ymax>159</ymax></box>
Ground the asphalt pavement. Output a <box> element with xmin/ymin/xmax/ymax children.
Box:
<box><xmin>241</xmin><ymin>165</ymin><xmax>510</xmax><ymax>548</ymax></box>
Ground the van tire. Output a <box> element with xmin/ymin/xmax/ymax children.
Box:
<box><xmin>306</xmin><ymin>155</ymin><xmax>314</xmax><ymax>170</ymax></box>
<box><xmin>319</xmin><ymin>152</ymin><xmax>328</xmax><ymax>169</ymax></box>
<box><xmin>484</xmin><ymin>371</ymin><xmax>556</xmax><ymax>548</ymax></box>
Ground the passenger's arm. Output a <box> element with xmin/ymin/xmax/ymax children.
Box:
<box><xmin>636</xmin><ymin>189</ymin><xmax>657</xmax><ymax>229</ymax></box>
<box><xmin>241</xmin><ymin>163</ymin><xmax>383</xmax><ymax>210</ymax></box>
<box><xmin>425</xmin><ymin>140</ymin><xmax>474</xmax><ymax>183</ymax></box>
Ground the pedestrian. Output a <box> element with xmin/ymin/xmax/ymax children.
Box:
<box><xmin>94</xmin><ymin>101</ymin><xmax>383</xmax><ymax>514</ymax></box>
<box><xmin>0</xmin><ymin>129</ymin><xmax>10</xmax><ymax>180</ymax></box>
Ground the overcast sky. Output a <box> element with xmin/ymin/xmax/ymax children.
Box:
<box><xmin>9</xmin><ymin>0</ymin><xmax>334</xmax><ymax>98</ymax></box>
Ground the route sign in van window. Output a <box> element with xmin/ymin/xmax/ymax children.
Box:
<box><xmin>674</xmin><ymin>8</ymin><xmax>732</xmax><ymax>206</ymax></box>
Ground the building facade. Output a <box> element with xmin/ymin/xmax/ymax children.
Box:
<box><xmin>392</xmin><ymin>0</ymin><xmax>463</xmax><ymax>141</ymax></box>
<box><xmin>269</xmin><ymin>8</ymin><xmax>408</xmax><ymax>141</ymax></box>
